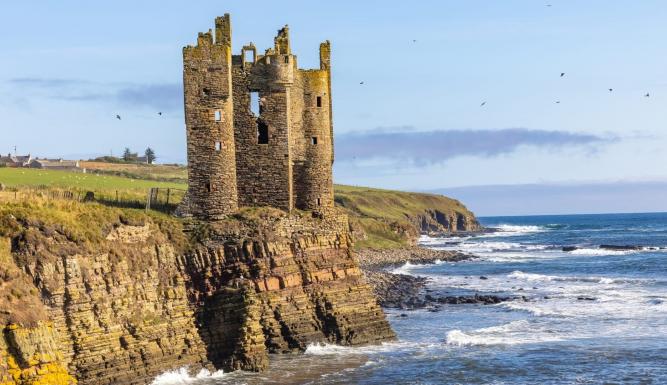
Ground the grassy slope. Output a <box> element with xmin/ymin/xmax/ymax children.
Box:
<box><xmin>0</xmin><ymin>166</ymin><xmax>479</xmax><ymax>249</ymax></box>
<box><xmin>335</xmin><ymin>185</ymin><xmax>477</xmax><ymax>249</ymax></box>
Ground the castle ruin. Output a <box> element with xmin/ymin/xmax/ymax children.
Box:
<box><xmin>182</xmin><ymin>14</ymin><xmax>334</xmax><ymax>219</ymax></box>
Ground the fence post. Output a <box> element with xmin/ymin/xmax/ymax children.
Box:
<box><xmin>146</xmin><ymin>188</ymin><xmax>152</xmax><ymax>212</ymax></box>
<box><xmin>166</xmin><ymin>188</ymin><xmax>171</xmax><ymax>206</ymax></box>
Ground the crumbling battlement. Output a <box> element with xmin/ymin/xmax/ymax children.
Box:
<box><xmin>183</xmin><ymin>14</ymin><xmax>334</xmax><ymax>219</ymax></box>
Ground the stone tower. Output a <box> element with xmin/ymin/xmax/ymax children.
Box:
<box><xmin>232</xmin><ymin>25</ymin><xmax>334</xmax><ymax>213</ymax></box>
<box><xmin>183</xmin><ymin>14</ymin><xmax>238</xmax><ymax>219</ymax></box>
<box><xmin>182</xmin><ymin>15</ymin><xmax>334</xmax><ymax>218</ymax></box>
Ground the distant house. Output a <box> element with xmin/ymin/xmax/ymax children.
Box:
<box><xmin>28</xmin><ymin>158</ymin><xmax>80</xmax><ymax>170</ymax></box>
<box><xmin>0</xmin><ymin>154</ymin><xmax>32</xmax><ymax>167</ymax></box>
<box><xmin>136</xmin><ymin>156</ymin><xmax>149</xmax><ymax>164</ymax></box>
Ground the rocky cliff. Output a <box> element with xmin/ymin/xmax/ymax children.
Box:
<box><xmin>0</xmin><ymin>201</ymin><xmax>393</xmax><ymax>385</ymax></box>
<box><xmin>334</xmin><ymin>185</ymin><xmax>482</xmax><ymax>248</ymax></box>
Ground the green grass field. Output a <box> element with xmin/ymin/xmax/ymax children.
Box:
<box><xmin>0</xmin><ymin>166</ymin><xmax>477</xmax><ymax>249</ymax></box>
<box><xmin>0</xmin><ymin>168</ymin><xmax>186</xmax><ymax>191</ymax></box>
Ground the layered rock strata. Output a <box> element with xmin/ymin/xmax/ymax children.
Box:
<box><xmin>0</xmin><ymin>208</ymin><xmax>394</xmax><ymax>384</ymax></box>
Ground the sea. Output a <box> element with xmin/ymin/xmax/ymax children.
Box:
<box><xmin>152</xmin><ymin>212</ymin><xmax>667</xmax><ymax>385</ymax></box>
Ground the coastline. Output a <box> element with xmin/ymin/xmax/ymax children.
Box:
<box><xmin>358</xmin><ymin>245</ymin><xmax>512</xmax><ymax>310</ymax></box>
<box><xmin>356</xmin><ymin>246</ymin><xmax>472</xmax><ymax>270</ymax></box>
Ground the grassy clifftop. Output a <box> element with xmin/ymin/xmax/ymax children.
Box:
<box><xmin>335</xmin><ymin>185</ymin><xmax>481</xmax><ymax>249</ymax></box>
<box><xmin>0</xmin><ymin>167</ymin><xmax>481</xmax><ymax>250</ymax></box>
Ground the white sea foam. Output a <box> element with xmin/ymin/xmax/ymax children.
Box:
<box><xmin>304</xmin><ymin>341</ymin><xmax>435</xmax><ymax>356</ymax></box>
<box><xmin>445</xmin><ymin>320</ymin><xmax>563</xmax><ymax>346</ymax></box>
<box><xmin>151</xmin><ymin>367</ymin><xmax>225</xmax><ymax>385</ymax></box>
<box><xmin>507</xmin><ymin>270</ymin><xmax>648</xmax><ymax>285</ymax></box>
<box><xmin>477</xmin><ymin>224</ymin><xmax>546</xmax><ymax>237</ymax></box>
<box><xmin>568</xmin><ymin>248</ymin><xmax>634</xmax><ymax>256</ymax></box>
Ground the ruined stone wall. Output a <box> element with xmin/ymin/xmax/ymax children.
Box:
<box><xmin>184</xmin><ymin>16</ymin><xmax>336</xmax><ymax>216</ymax></box>
<box><xmin>183</xmin><ymin>15</ymin><xmax>238</xmax><ymax>219</ymax></box>
<box><xmin>232</xmin><ymin>50</ymin><xmax>294</xmax><ymax>211</ymax></box>
<box><xmin>293</xmin><ymin>64</ymin><xmax>334</xmax><ymax>212</ymax></box>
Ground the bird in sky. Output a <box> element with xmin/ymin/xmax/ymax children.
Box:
<box><xmin>560</xmin><ymin>72</ymin><xmax>566</xmax><ymax>77</ymax></box>
<box><xmin>412</xmin><ymin>39</ymin><xmax>417</xmax><ymax>43</ymax></box>
<box><xmin>645</xmin><ymin>93</ymin><xmax>650</xmax><ymax>97</ymax></box>
<box><xmin>546</xmin><ymin>4</ymin><xmax>552</xmax><ymax>7</ymax></box>
<box><xmin>116</xmin><ymin>114</ymin><xmax>121</xmax><ymax>120</ymax></box>
<box><xmin>158</xmin><ymin>112</ymin><xmax>162</xmax><ymax>116</ymax></box>
<box><xmin>480</xmin><ymin>101</ymin><xmax>486</xmax><ymax>107</ymax></box>
<box><xmin>609</xmin><ymin>88</ymin><xmax>613</xmax><ymax>92</ymax></box>
<box><xmin>359</xmin><ymin>81</ymin><xmax>364</xmax><ymax>85</ymax></box>
<box><xmin>556</xmin><ymin>101</ymin><xmax>561</xmax><ymax>104</ymax></box>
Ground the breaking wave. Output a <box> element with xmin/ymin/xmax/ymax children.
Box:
<box><xmin>507</xmin><ymin>270</ymin><xmax>648</xmax><ymax>285</ymax></box>
<box><xmin>445</xmin><ymin>320</ymin><xmax>563</xmax><ymax>346</ymax></box>
<box><xmin>150</xmin><ymin>367</ymin><xmax>225</xmax><ymax>385</ymax></box>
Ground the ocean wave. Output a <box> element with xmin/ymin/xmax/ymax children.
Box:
<box><xmin>479</xmin><ymin>224</ymin><xmax>547</xmax><ymax>237</ymax></box>
<box><xmin>568</xmin><ymin>248</ymin><xmax>636</xmax><ymax>256</ymax></box>
<box><xmin>507</xmin><ymin>270</ymin><xmax>647</xmax><ymax>285</ymax></box>
<box><xmin>151</xmin><ymin>367</ymin><xmax>225</xmax><ymax>385</ymax></box>
<box><xmin>304</xmin><ymin>341</ymin><xmax>435</xmax><ymax>356</ymax></box>
<box><xmin>445</xmin><ymin>320</ymin><xmax>563</xmax><ymax>346</ymax></box>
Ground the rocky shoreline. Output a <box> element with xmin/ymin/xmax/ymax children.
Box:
<box><xmin>359</xmin><ymin>247</ymin><xmax>514</xmax><ymax>311</ymax></box>
<box><xmin>357</xmin><ymin>247</ymin><xmax>472</xmax><ymax>270</ymax></box>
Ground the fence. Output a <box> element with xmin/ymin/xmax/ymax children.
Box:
<box><xmin>0</xmin><ymin>186</ymin><xmax>186</xmax><ymax>214</ymax></box>
<box><xmin>145</xmin><ymin>188</ymin><xmax>186</xmax><ymax>213</ymax></box>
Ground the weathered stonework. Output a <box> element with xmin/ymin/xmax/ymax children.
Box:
<box><xmin>183</xmin><ymin>15</ymin><xmax>238</xmax><ymax>220</ymax></box>
<box><xmin>182</xmin><ymin>14</ymin><xmax>335</xmax><ymax>217</ymax></box>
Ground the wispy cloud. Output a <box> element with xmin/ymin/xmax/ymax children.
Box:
<box><xmin>335</xmin><ymin>127</ymin><xmax>615</xmax><ymax>164</ymax></box>
<box><xmin>6</xmin><ymin>77</ymin><xmax>182</xmax><ymax>112</ymax></box>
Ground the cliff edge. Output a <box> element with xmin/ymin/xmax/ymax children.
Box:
<box><xmin>0</xmin><ymin>199</ymin><xmax>393</xmax><ymax>385</ymax></box>
<box><xmin>334</xmin><ymin>185</ymin><xmax>482</xmax><ymax>249</ymax></box>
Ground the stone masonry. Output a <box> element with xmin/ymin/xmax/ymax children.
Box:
<box><xmin>183</xmin><ymin>14</ymin><xmax>334</xmax><ymax>218</ymax></box>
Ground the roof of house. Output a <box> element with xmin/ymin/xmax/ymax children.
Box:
<box><xmin>0</xmin><ymin>154</ymin><xmax>31</xmax><ymax>164</ymax></box>
<box><xmin>30</xmin><ymin>158</ymin><xmax>80</xmax><ymax>168</ymax></box>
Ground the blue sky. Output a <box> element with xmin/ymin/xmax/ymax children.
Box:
<box><xmin>1</xmin><ymin>1</ymin><xmax>666</xmax><ymax>214</ymax></box>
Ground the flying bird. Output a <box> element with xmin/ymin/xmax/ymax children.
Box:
<box><xmin>609</xmin><ymin>88</ymin><xmax>613</xmax><ymax>92</ymax></box>
<box><xmin>412</xmin><ymin>39</ymin><xmax>417</xmax><ymax>43</ymax></box>
<box><xmin>556</xmin><ymin>101</ymin><xmax>561</xmax><ymax>104</ymax></box>
<box><xmin>560</xmin><ymin>72</ymin><xmax>565</xmax><ymax>77</ymax></box>
<box><xmin>480</xmin><ymin>101</ymin><xmax>486</xmax><ymax>107</ymax></box>
<box><xmin>359</xmin><ymin>81</ymin><xmax>364</xmax><ymax>85</ymax></box>
<box><xmin>116</xmin><ymin>114</ymin><xmax>121</xmax><ymax>120</ymax></box>
<box><xmin>158</xmin><ymin>112</ymin><xmax>162</xmax><ymax>116</ymax></box>
<box><xmin>645</xmin><ymin>93</ymin><xmax>650</xmax><ymax>97</ymax></box>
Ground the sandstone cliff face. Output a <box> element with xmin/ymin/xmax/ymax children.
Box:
<box><xmin>0</xmin><ymin>205</ymin><xmax>393</xmax><ymax>385</ymax></box>
<box><xmin>412</xmin><ymin>208</ymin><xmax>481</xmax><ymax>235</ymax></box>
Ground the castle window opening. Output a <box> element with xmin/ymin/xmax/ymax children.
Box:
<box><xmin>311</xmin><ymin>136</ymin><xmax>318</xmax><ymax>145</ymax></box>
<box><xmin>250</xmin><ymin>91</ymin><xmax>260</xmax><ymax>116</ymax></box>
<box><xmin>257</xmin><ymin>120</ymin><xmax>269</xmax><ymax>144</ymax></box>
<box><xmin>317</xmin><ymin>198</ymin><xmax>321</xmax><ymax>206</ymax></box>
<box><xmin>316</xmin><ymin>96</ymin><xmax>322</xmax><ymax>107</ymax></box>
<box><xmin>214</xmin><ymin>110</ymin><xmax>222</xmax><ymax>121</ymax></box>
<box><xmin>205</xmin><ymin>182</ymin><xmax>211</xmax><ymax>193</ymax></box>
<box><xmin>215</xmin><ymin>141</ymin><xmax>222</xmax><ymax>151</ymax></box>
<box><xmin>243</xmin><ymin>49</ymin><xmax>255</xmax><ymax>64</ymax></box>
<box><xmin>284</xmin><ymin>56</ymin><xmax>289</xmax><ymax>64</ymax></box>
<box><xmin>202</xmin><ymin>88</ymin><xmax>211</xmax><ymax>97</ymax></box>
